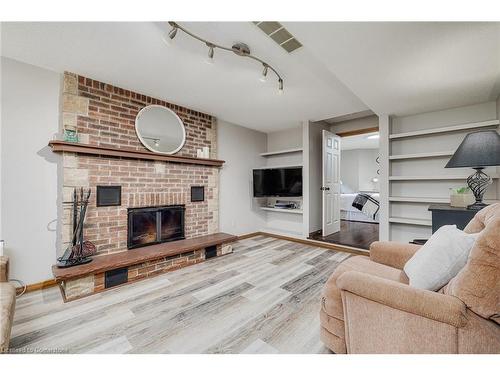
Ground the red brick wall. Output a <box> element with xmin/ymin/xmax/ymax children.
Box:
<box><xmin>61</xmin><ymin>73</ymin><xmax>219</xmax><ymax>256</ymax></box>
<box><xmin>75</xmin><ymin>76</ymin><xmax>215</xmax><ymax>158</ymax></box>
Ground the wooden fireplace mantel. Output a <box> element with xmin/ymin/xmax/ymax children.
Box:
<box><xmin>48</xmin><ymin>140</ymin><xmax>225</xmax><ymax>167</ymax></box>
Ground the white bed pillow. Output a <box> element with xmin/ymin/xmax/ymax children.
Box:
<box><xmin>403</xmin><ymin>225</ymin><xmax>479</xmax><ymax>291</ymax></box>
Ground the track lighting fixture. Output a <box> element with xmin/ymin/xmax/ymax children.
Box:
<box><xmin>260</xmin><ymin>64</ymin><xmax>268</xmax><ymax>82</ymax></box>
<box><xmin>167</xmin><ymin>22</ymin><xmax>284</xmax><ymax>94</ymax></box>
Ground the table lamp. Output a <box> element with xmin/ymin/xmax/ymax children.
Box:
<box><xmin>445</xmin><ymin>130</ymin><xmax>500</xmax><ymax>209</ymax></box>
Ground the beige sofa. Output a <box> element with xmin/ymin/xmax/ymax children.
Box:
<box><xmin>320</xmin><ymin>203</ymin><xmax>500</xmax><ymax>354</ymax></box>
<box><xmin>0</xmin><ymin>256</ymin><xmax>16</xmax><ymax>353</ymax></box>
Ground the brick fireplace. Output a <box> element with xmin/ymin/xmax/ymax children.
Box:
<box><xmin>59</xmin><ymin>72</ymin><xmax>219</xmax><ymax>257</ymax></box>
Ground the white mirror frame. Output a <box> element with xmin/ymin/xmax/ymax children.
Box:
<box><xmin>135</xmin><ymin>105</ymin><xmax>186</xmax><ymax>155</ymax></box>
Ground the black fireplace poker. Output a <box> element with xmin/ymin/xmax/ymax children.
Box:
<box><xmin>57</xmin><ymin>188</ymin><xmax>95</xmax><ymax>268</ymax></box>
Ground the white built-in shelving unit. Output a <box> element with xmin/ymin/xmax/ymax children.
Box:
<box><xmin>386</xmin><ymin>102</ymin><xmax>500</xmax><ymax>242</ymax></box>
<box><xmin>257</xmin><ymin>126</ymin><xmax>305</xmax><ymax>238</ymax></box>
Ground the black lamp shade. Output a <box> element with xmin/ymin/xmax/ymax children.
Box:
<box><xmin>445</xmin><ymin>130</ymin><xmax>500</xmax><ymax>168</ymax></box>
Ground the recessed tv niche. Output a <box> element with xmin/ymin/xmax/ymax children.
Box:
<box><xmin>253</xmin><ymin>167</ymin><xmax>302</xmax><ymax>197</ymax></box>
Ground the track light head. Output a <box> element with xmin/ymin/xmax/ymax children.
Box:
<box><xmin>206</xmin><ymin>43</ymin><xmax>215</xmax><ymax>64</ymax></box>
<box><xmin>260</xmin><ymin>64</ymin><xmax>268</xmax><ymax>82</ymax></box>
<box><xmin>163</xmin><ymin>23</ymin><xmax>178</xmax><ymax>46</ymax></box>
<box><xmin>168</xmin><ymin>26</ymin><xmax>178</xmax><ymax>40</ymax></box>
<box><xmin>278</xmin><ymin>78</ymin><xmax>284</xmax><ymax>94</ymax></box>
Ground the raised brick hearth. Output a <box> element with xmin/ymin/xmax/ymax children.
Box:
<box><xmin>55</xmin><ymin>234</ymin><xmax>236</xmax><ymax>301</ymax></box>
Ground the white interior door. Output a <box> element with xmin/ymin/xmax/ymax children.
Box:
<box><xmin>322</xmin><ymin>130</ymin><xmax>341</xmax><ymax>236</ymax></box>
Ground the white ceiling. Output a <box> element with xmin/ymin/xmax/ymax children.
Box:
<box><xmin>285</xmin><ymin>22</ymin><xmax>500</xmax><ymax>117</ymax></box>
<box><xmin>341</xmin><ymin>132</ymin><xmax>379</xmax><ymax>150</ymax></box>
<box><xmin>1</xmin><ymin>22</ymin><xmax>499</xmax><ymax>132</ymax></box>
<box><xmin>0</xmin><ymin>22</ymin><xmax>368</xmax><ymax>132</ymax></box>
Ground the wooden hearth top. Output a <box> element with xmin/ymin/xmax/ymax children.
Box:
<box><xmin>48</xmin><ymin>140</ymin><xmax>225</xmax><ymax>167</ymax></box>
<box><xmin>52</xmin><ymin>232</ymin><xmax>237</xmax><ymax>281</ymax></box>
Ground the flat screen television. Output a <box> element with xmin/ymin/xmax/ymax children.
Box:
<box><xmin>253</xmin><ymin>167</ymin><xmax>302</xmax><ymax>197</ymax></box>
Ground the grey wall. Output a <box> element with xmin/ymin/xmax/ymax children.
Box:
<box><xmin>265</xmin><ymin>126</ymin><xmax>302</xmax><ymax>167</ymax></box>
<box><xmin>341</xmin><ymin>149</ymin><xmax>379</xmax><ymax>193</ymax></box>
<box><xmin>217</xmin><ymin>120</ymin><xmax>267</xmax><ymax>235</ymax></box>
<box><xmin>1</xmin><ymin>57</ymin><xmax>61</xmax><ymax>284</ymax></box>
<box><xmin>340</xmin><ymin>150</ymin><xmax>358</xmax><ymax>193</ymax></box>
<box><xmin>267</xmin><ymin>126</ymin><xmax>302</xmax><ymax>151</ymax></box>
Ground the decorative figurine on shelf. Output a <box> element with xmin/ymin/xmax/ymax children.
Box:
<box><xmin>63</xmin><ymin>126</ymin><xmax>79</xmax><ymax>143</ymax></box>
<box><xmin>57</xmin><ymin>188</ymin><xmax>96</xmax><ymax>268</ymax></box>
<box><xmin>196</xmin><ymin>147</ymin><xmax>210</xmax><ymax>159</ymax></box>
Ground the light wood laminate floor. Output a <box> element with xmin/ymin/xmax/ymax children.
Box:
<box><xmin>10</xmin><ymin>236</ymin><xmax>351</xmax><ymax>354</ymax></box>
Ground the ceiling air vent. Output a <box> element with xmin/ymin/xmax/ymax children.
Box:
<box><xmin>253</xmin><ymin>22</ymin><xmax>303</xmax><ymax>53</ymax></box>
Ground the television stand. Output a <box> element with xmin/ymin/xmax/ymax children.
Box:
<box><xmin>258</xmin><ymin>197</ymin><xmax>303</xmax><ymax>215</ymax></box>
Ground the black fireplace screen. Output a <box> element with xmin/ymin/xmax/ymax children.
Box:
<box><xmin>127</xmin><ymin>205</ymin><xmax>185</xmax><ymax>249</ymax></box>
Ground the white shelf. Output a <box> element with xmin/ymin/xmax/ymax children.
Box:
<box><xmin>389</xmin><ymin>175</ymin><xmax>468</xmax><ymax>181</ymax></box>
<box><xmin>389</xmin><ymin>196</ymin><xmax>449</xmax><ymax>203</ymax></box>
<box><xmin>253</xmin><ymin>164</ymin><xmax>302</xmax><ymax>169</ymax></box>
<box><xmin>389</xmin><ymin>119</ymin><xmax>499</xmax><ymax>140</ymax></box>
<box><xmin>260</xmin><ymin>148</ymin><xmax>303</xmax><ymax>157</ymax></box>
<box><xmin>260</xmin><ymin>207</ymin><xmax>303</xmax><ymax>215</ymax></box>
<box><xmin>389</xmin><ymin>217</ymin><xmax>432</xmax><ymax>226</ymax></box>
<box><xmin>388</xmin><ymin>175</ymin><xmax>499</xmax><ymax>181</ymax></box>
<box><xmin>389</xmin><ymin>151</ymin><xmax>455</xmax><ymax>160</ymax></box>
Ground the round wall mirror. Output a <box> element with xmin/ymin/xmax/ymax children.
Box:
<box><xmin>135</xmin><ymin>105</ymin><xmax>186</xmax><ymax>155</ymax></box>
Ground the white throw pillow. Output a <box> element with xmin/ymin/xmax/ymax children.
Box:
<box><xmin>404</xmin><ymin>225</ymin><xmax>478</xmax><ymax>291</ymax></box>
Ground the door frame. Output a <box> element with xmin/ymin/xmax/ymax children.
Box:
<box><xmin>335</xmin><ymin>126</ymin><xmax>379</xmax><ymax>138</ymax></box>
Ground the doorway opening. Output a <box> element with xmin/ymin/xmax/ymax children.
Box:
<box><xmin>309</xmin><ymin>127</ymin><xmax>380</xmax><ymax>250</ymax></box>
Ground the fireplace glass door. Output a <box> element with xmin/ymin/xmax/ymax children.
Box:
<box><xmin>128</xmin><ymin>205</ymin><xmax>185</xmax><ymax>249</ymax></box>
<box><xmin>160</xmin><ymin>206</ymin><xmax>184</xmax><ymax>242</ymax></box>
<box><xmin>129</xmin><ymin>210</ymin><xmax>157</xmax><ymax>248</ymax></box>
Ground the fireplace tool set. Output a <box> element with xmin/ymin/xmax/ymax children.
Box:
<box><xmin>57</xmin><ymin>188</ymin><xmax>96</xmax><ymax>268</ymax></box>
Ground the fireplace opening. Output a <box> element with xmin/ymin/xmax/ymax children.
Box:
<box><xmin>128</xmin><ymin>205</ymin><xmax>185</xmax><ymax>249</ymax></box>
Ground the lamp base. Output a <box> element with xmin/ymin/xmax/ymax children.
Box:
<box><xmin>466</xmin><ymin>167</ymin><xmax>492</xmax><ymax>210</ymax></box>
<box><xmin>467</xmin><ymin>201</ymin><xmax>488</xmax><ymax>210</ymax></box>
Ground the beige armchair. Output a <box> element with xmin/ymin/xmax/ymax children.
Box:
<box><xmin>320</xmin><ymin>203</ymin><xmax>500</xmax><ymax>354</ymax></box>
<box><xmin>1</xmin><ymin>256</ymin><xmax>16</xmax><ymax>353</ymax></box>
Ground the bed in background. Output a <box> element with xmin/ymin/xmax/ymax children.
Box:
<box><xmin>341</xmin><ymin>192</ymin><xmax>379</xmax><ymax>223</ymax></box>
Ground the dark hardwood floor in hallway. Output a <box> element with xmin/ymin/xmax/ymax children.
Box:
<box><xmin>309</xmin><ymin>220</ymin><xmax>379</xmax><ymax>250</ymax></box>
